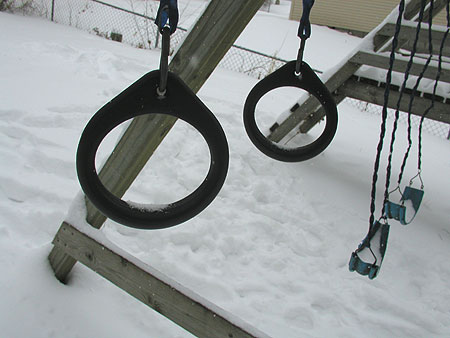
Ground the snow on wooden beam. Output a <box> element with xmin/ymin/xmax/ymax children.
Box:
<box><xmin>52</xmin><ymin>222</ymin><xmax>271</xmax><ymax>338</ymax></box>
<box><xmin>404</xmin><ymin>0</ymin><xmax>449</xmax><ymax>22</ymax></box>
<box><xmin>339</xmin><ymin>76</ymin><xmax>450</xmax><ymax>124</ymax></box>
<box><xmin>350</xmin><ymin>51</ymin><xmax>450</xmax><ymax>83</ymax></box>
<box><xmin>376</xmin><ymin>23</ymin><xmax>450</xmax><ymax>58</ymax></box>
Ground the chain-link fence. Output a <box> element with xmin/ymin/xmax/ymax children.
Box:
<box><xmin>33</xmin><ymin>0</ymin><xmax>449</xmax><ymax>139</ymax></box>
<box><xmin>35</xmin><ymin>0</ymin><xmax>179</xmax><ymax>49</ymax></box>
<box><xmin>35</xmin><ymin>0</ymin><xmax>288</xmax><ymax>79</ymax></box>
<box><xmin>219</xmin><ymin>45</ymin><xmax>288</xmax><ymax>79</ymax></box>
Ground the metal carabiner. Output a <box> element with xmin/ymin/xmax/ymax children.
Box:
<box><xmin>155</xmin><ymin>0</ymin><xmax>179</xmax><ymax>34</ymax></box>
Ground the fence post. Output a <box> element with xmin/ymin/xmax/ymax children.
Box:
<box><xmin>154</xmin><ymin>31</ymin><xmax>160</xmax><ymax>49</ymax></box>
<box><xmin>51</xmin><ymin>0</ymin><xmax>55</xmax><ymax>21</ymax></box>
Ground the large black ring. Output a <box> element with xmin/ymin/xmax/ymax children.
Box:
<box><xmin>243</xmin><ymin>61</ymin><xmax>338</xmax><ymax>162</ymax></box>
<box><xmin>76</xmin><ymin>70</ymin><xmax>229</xmax><ymax>230</ymax></box>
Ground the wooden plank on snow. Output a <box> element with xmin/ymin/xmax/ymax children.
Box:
<box><xmin>339</xmin><ymin>76</ymin><xmax>450</xmax><ymax>124</ymax></box>
<box><xmin>350</xmin><ymin>51</ymin><xmax>450</xmax><ymax>83</ymax></box>
<box><xmin>376</xmin><ymin>23</ymin><xmax>450</xmax><ymax>57</ymax></box>
<box><xmin>53</xmin><ymin>222</ymin><xmax>271</xmax><ymax>338</ymax></box>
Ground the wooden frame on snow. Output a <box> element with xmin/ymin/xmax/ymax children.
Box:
<box><xmin>52</xmin><ymin>221</ymin><xmax>269</xmax><ymax>338</ymax></box>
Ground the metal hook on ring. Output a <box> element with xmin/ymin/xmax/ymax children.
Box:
<box><xmin>296</xmin><ymin>0</ymin><xmax>314</xmax><ymax>75</ymax></box>
<box><xmin>157</xmin><ymin>26</ymin><xmax>171</xmax><ymax>98</ymax></box>
<box><xmin>295</xmin><ymin>38</ymin><xmax>307</xmax><ymax>76</ymax></box>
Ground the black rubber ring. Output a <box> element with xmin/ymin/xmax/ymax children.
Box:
<box><xmin>243</xmin><ymin>61</ymin><xmax>338</xmax><ymax>162</ymax></box>
<box><xmin>76</xmin><ymin>70</ymin><xmax>229</xmax><ymax>230</ymax></box>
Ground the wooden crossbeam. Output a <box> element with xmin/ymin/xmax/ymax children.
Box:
<box><xmin>292</xmin><ymin>73</ymin><xmax>450</xmax><ymax>135</ymax></box>
<box><xmin>271</xmin><ymin>47</ymin><xmax>450</xmax><ymax>141</ymax></box>
<box><xmin>291</xmin><ymin>93</ymin><xmax>347</xmax><ymax>134</ymax></box>
<box><xmin>53</xmin><ymin>222</ymin><xmax>271</xmax><ymax>338</ymax></box>
<box><xmin>405</xmin><ymin>0</ymin><xmax>449</xmax><ymax>23</ymax></box>
<box><xmin>267</xmin><ymin>62</ymin><xmax>363</xmax><ymax>142</ymax></box>
<box><xmin>267</xmin><ymin>61</ymin><xmax>363</xmax><ymax>142</ymax></box>
<box><xmin>340</xmin><ymin>76</ymin><xmax>450</xmax><ymax>124</ymax></box>
<box><xmin>377</xmin><ymin>23</ymin><xmax>450</xmax><ymax>57</ymax></box>
<box><xmin>350</xmin><ymin>51</ymin><xmax>450</xmax><ymax>82</ymax></box>
<box><xmin>374</xmin><ymin>0</ymin><xmax>449</xmax><ymax>50</ymax></box>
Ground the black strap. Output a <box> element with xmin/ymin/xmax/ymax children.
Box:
<box><xmin>389</xmin><ymin>0</ymin><xmax>426</xmax><ymax>191</ymax></box>
<box><xmin>369</xmin><ymin>0</ymin><xmax>405</xmax><ymax>234</ymax></box>
<box><xmin>417</xmin><ymin>1</ymin><xmax>449</xmax><ymax>174</ymax></box>
<box><xmin>397</xmin><ymin>0</ymin><xmax>427</xmax><ymax>187</ymax></box>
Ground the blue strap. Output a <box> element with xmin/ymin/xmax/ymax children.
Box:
<box><xmin>297</xmin><ymin>0</ymin><xmax>315</xmax><ymax>39</ymax></box>
<box><xmin>155</xmin><ymin>0</ymin><xmax>179</xmax><ymax>34</ymax></box>
<box><xmin>349</xmin><ymin>220</ymin><xmax>390</xmax><ymax>279</ymax></box>
<box><xmin>385</xmin><ymin>187</ymin><xmax>424</xmax><ymax>225</ymax></box>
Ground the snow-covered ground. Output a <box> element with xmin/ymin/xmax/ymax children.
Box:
<box><xmin>0</xmin><ymin>1</ymin><xmax>449</xmax><ymax>337</ymax></box>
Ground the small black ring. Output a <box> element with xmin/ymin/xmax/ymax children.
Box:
<box><xmin>77</xmin><ymin>70</ymin><xmax>229</xmax><ymax>230</ymax></box>
<box><xmin>243</xmin><ymin>61</ymin><xmax>338</xmax><ymax>162</ymax></box>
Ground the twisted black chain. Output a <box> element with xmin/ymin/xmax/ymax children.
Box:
<box><xmin>417</xmin><ymin>1</ymin><xmax>449</xmax><ymax>173</ymax></box>
<box><xmin>383</xmin><ymin>0</ymin><xmax>428</xmax><ymax>207</ymax></box>
<box><xmin>369</xmin><ymin>0</ymin><xmax>405</xmax><ymax>228</ymax></box>
<box><xmin>398</xmin><ymin>0</ymin><xmax>429</xmax><ymax>186</ymax></box>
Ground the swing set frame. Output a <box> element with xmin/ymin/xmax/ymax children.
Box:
<box><xmin>48</xmin><ymin>0</ymin><xmax>448</xmax><ymax>335</ymax></box>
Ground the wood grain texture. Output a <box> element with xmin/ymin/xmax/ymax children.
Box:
<box><xmin>350</xmin><ymin>51</ymin><xmax>450</xmax><ymax>83</ymax></box>
<box><xmin>53</xmin><ymin>222</ymin><xmax>271</xmax><ymax>338</ymax></box>
<box><xmin>339</xmin><ymin>76</ymin><xmax>450</xmax><ymax>124</ymax></box>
